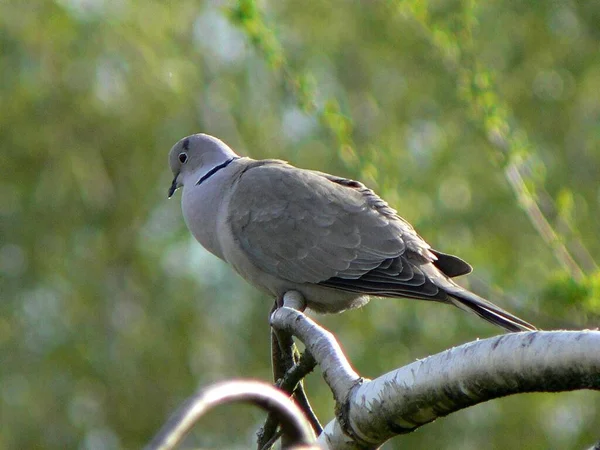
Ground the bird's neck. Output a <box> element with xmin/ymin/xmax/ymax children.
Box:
<box><xmin>181</xmin><ymin>159</ymin><xmax>242</xmax><ymax>260</ymax></box>
<box><xmin>191</xmin><ymin>152</ymin><xmax>240</xmax><ymax>186</ymax></box>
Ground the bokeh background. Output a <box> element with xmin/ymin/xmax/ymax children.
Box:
<box><xmin>2</xmin><ymin>0</ymin><xmax>600</xmax><ymax>449</ymax></box>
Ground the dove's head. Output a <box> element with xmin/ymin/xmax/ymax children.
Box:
<box><xmin>168</xmin><ymin>133</ymin><xmax>239</xmax><ymax>198</ymax></box>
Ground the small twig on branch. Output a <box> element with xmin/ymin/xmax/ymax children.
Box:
<box><xmin>284</xmin><ymin>351</ymin><xmax>322</xmax><ymax>434</ymax></box>
<box><xmin>259</xmin><ymin>305</ymin><xmax>289</xmax><ymax>450</ymax></box>
<box><xmin>261</xmin><ymin>331</ymin><xmax>317</xmax><ymax>449</ymax></box>
<box><xmin>260</xmin><ymin>293</ymin><xmax>320</xmax><ymax>450</ymax></box>
<box><xmin>260</xmin><ymin>327</ymin><xmax>302</xmax><ymax>450</ymax></box>
<box><xmin>277</xmin><ymin>350</ymin><xmax>317</xmax><ymax>394</ymax></box>
<box><xmin>262</xmin><ymin>351</ymin><xmax>322</xmax><ymax>446</ymax></box>
<box><xmin>144</xmin><ymin>380</ymin><xmax>318</xmax><ymax>450</ymax></box>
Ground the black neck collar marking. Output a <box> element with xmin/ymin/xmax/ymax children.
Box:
<box><xmin>196</xmin><ymin>157</ymin><xmax>239</xmax><ymax>186</ymax></box>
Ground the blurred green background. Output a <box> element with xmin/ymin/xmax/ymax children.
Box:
<box><xmin>1</xmin><ymin>0</ymin><xmax>599</xmax><ymax>449</ymax></box>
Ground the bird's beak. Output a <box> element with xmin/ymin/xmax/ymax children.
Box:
<box><xmin>168</xmin><ymin>174</ymin><xmax>179</xmax><ymax>198</ymax></box>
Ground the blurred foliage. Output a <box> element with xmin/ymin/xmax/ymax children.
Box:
<box><xmin>1</xmin><ymin>0</ymin><xmax>599</xmax><ymax>449</ymax></box>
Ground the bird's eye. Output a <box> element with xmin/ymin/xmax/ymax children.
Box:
<box><xmin>178</xmin><ymin>152</ymin><xmax>188</xmax><ymax>164</ymax></box>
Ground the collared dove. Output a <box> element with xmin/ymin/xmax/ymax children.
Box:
<box><xmin>168</xmin><ymin>133</ymin><xmax>535</xmax><ymax>332</ymax></box>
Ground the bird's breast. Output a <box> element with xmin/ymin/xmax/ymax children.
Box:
<box><xmin>181</xmin><ymin>178</ymin><xmax>228</xmax><ymax>260</ymax></box>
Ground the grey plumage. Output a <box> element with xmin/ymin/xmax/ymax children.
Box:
<box><xmin>168</xmin><ymin>133</ymin><xmax>535</xmax><ymax>332</ymax></box>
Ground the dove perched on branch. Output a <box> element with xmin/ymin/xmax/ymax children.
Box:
<box><xmin>168</xmin><ymin>133</ymin><xmax>535</xmax><ymax>332</ymax></box>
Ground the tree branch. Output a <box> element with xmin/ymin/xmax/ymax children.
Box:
<box><xmin>145</xmin><ymin>380</ymin><xmax>318</xmax><ymax>450</ymax></box>
<box><xmin>271</xmin><ymin>306</ymin><xmax>362</xmax><ymax>405</ymax></box>
<box><xmin>271</xmin><ymin>307</ymin><xmax>600</xmax><ymax>449</ymax></box>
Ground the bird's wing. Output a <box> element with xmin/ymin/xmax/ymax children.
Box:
<box><xmin>227</xmin><ymin>160</ymin><xmax>535</xmax><ymax>331</ymax></box>
<box><xmin>228</xmin><ymin>161</ymin><xmax>439</xmax><ymax>290</ymax></box>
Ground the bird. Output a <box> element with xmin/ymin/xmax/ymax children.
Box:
<box><xmin>168</xmin><ymin>133</ymin><xmax>535</xmax><ymax>332</ymax></box>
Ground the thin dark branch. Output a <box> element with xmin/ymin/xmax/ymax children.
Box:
<box><xmin>259</xmin><ymin>296</ymin><xmax>319</xmax><ymax>450</ymax></box>
<box><xmin>286</xmin><ymin>352</ymin><xmax>322</xmax><ymax>434</ymax></box>
<box><xmin>258</xmin><ymin>325</ymin><xmax>298</xmax><ymax>450</ymax></box>
<box><xmin>259</xmin><ymin>429</ymin><xmax>282</xmax><ymax>450</ymax></box>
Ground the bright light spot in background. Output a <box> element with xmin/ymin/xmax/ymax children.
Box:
<box><xmin>193</xmin><ymin>8</ymin><xmax>247</xmax><ymax>66</ymax></box>
<box><xmin>68</xmin><ymin>390</ymin><xmax>103</xmax><ymax>429</ymax></box>
<box><xmin>95</xmin><ymin>58</ymin><xmax>127</xmax><ymax>106</ymax></box>
<box><xmin>143</xmin><ymin>201</ymin><xmax>239</xmax><ymax>292</ymax></box>
<box><xmin>464</xmin><ymin>400</ymin><xmax>500</xmax><ymax>427</ymax></box>
<box><xmin>162</xmin><ymin>237</ymin><xmax>253</xmax><ymax>322</ymax></box>
<box><xmin>541</xmin><ymin>396</ymin><xmax>595</xmax><ymax>447</ymax></box>
<box><xmin>56</xmin><ymin>0</ymin><xmax>108</xmax><ymax>19</ymax></box>
<box><xmin>110</xmin><ymin>299</ymin><xmax>146</xmax><ymax>333</ymax></box>
<box><xmin>406</xmin><ymin>120</ymin><xmax>446</xmax><ymax>166</ymax></box>
<box><xmin>161</xmin><ymin>59</ymin><xmax>198</xmax><ymax>94</ymax></box>
<box><xmin>20</xmin><ymin>287</ymin><xmax>68</xmax><ymax>354</ymax></box>
<box><xmin>1</xmin><ymin>374</ymin><xmax>30</xmax><ymax>407</ymax></box>
<box><xmin>0</xmin><ymin>244</ymin><xmax>27</xmax><ymax>277</ymax></box>
<box><xmin>309</xmin><ymin>57</ymin><xmax>342</xmax><ymax>107</ymax></box>
<box><xmin>438</xmin><ymin>177</ymin><xmax>472</xmax><ymax>211</ymax></box>
<box><xmin>161</xmin><ymin>238</ymin><xmax>228</xmax><ymax>287</ymax></box>
<box><xmin>282</xmin><ymin>107</ymin><xmax>317</xmax><ymax>143</ymax></box>
<box><xmin>533</xmin><ymin>70</ymin><xmax>564</xmax><ymax>101</ymax></box>
<box><xmin>82</xmin><ymin>427</ymin><xmax>121</xmax><ymax>450</ymax></box>
<box><xmin>187</xmin><ymin>240</ymin><xmax>229</xmax><ymax>286</ymax></box>
<box><xmin>547</xmin><ymin>6</ymin><xmax>581</xmax><ymax>39</ymax></box>
<box><xmin>141</xmin><ymin>201</ymin><xmax>182</xmax><ymax>243</ymax></box>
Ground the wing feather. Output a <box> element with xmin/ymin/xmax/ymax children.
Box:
<box><xmin>228</xmin><ymin>162</ymin><xmax>420</xmax><ymax>283</ymax></box>
<box><xmin>228</xmin><ymin>161</ymin><xmax>451</xmax><ymax>302</ymax></box>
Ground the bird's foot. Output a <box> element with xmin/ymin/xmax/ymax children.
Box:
<box><xmin>282</xmin><ymin>290</ymin><xmax>307</xmax><ymax>311</ymax></box>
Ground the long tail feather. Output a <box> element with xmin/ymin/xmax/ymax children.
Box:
<box><xmin>448</xmin><ymin>289</ymin><xmax>536</xmax><ymax>332</ymax></box>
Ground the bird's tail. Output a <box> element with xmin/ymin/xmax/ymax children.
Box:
<box><xmin>447</xmin><ymin>288</ymin><xmax>536</xmax><ymax>332</ymax></box>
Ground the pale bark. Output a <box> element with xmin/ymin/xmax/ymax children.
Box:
<box><xmin>145</xmin><ymin>380</ymin><xmax>318</xmax><ymax>450</ymax></box>
<box><xmin>271</xmin><ymin>306</ymin><xmax>600</xmax><ymax>449</ymax></box>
